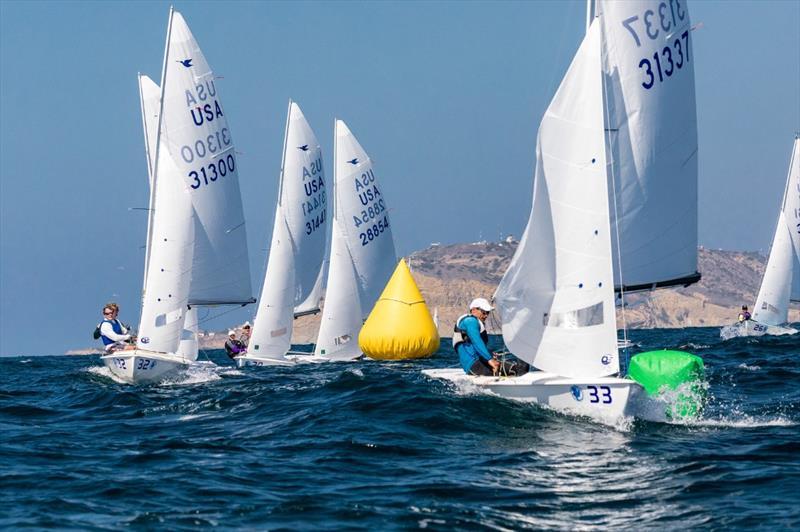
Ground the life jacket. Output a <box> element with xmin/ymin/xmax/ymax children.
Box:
<box><xmin>100</xmin><ymin>318</ymin><xmax>125</xmax><ymax>346</ymax></box>
<box><xmin>452</xmin><ymin>313</ymin><xmax>488</xmax><ymax>351</ymax></box>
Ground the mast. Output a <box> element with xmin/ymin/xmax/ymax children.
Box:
<box><xmin>585</xmin><ymin>0</ymin><xmax>595</xmax><ymax>33</ymax></box>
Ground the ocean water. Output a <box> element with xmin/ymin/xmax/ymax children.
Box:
<box><xmin>1</xmin><ymin>327</ymin><xmax>798</xmax><ymax>530</ymax></box>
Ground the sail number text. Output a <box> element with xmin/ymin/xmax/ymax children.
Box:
<box><xmin>301</xmin><ymin>157</ymin><xmax>327</xmax><ymax>236</ymax></box>
<box><xmin>621</xmin><ymin>2</ymin><xmax>691</xmax><ymax>91</ymax></box>
<box><xmin>351</xmin><ymin>169</ymin><xmax>391</xmax><ymax>247</ymax></box>
<box><xmin>189</xmin><ymin>154</ymin><xmax>236</xmax><ymax>189</ymax></box>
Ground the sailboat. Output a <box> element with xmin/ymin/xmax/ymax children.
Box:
<box><xmin>424</xmin><ymin>0</ymin><xmax>702</xmax><ymax>424</ymax></box>
<box><xmin>236</xmin><ymin>101</ymin><xmax>328</xmax><ymax>367</ymax></box>
<box><xmin>102</xmin><ymin>9</ymin><xmax>254</xmax><ymax>383</ymax></box>
<box><xmin>721</xmin><ymin>136</ymin><xmax>800</xmax><ymax>339</ymax></box>
<box><xmin>313</xmin><ymin>120</ymin><xmax>398</xmax><ymax>361</ymax></box>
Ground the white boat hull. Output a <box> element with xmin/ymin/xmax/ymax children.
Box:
<box><xmin>235</xmin><ymin>353</ymin><xmax>331</xmax><ymax>367</ymax></box>
<box><xmin>719</xmin><ymin>320</ymin><xmax>798</xmax><ymax>340</ymax></box>
<box><xmin>422</xmin><ymin>368</ymin><xmax>665</xmax><ymax>425</ymax></box>
<box><xmin>235</xmin><ymin>355</ymin><xmax>294</xmax><ymax>367</ymax></box>
<box><xmin>101</xmin><ymin>350</ymin><xmax>188</xmax><ymax>384</ymax></box>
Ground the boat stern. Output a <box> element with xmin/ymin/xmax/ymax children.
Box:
<box><xmin>101</xmin><ymin>350</ymin><xmax>186</xmax><ymax>384</ymax></box>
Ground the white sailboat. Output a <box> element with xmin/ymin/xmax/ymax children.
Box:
<box><xmin>237</xmin><ymin>101</ymin><xmax>329</xmax><ymax>367</ymax></box>
<box><xmin>721</xmin><ymin>136</ymin><xmax>800</xmax><ymax>339</ymax></box>
<box><xmin>424</xmin><ymin>0</ymin><xmax>701</xmax><ymax>424</ymax></box>
<box><xmin>313</xmin><ymin>120</ymin><xmax>398</xmax><ymax>361</ymax></box>
<box><xmin>103</xmin><ymin>9</ymin><xmax>253</xmax><ymax>383</ymax></box>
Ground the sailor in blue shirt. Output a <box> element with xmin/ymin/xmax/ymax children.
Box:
<box><xmin>452</xmin><ymin>298</ymin><xmax>499</xmax><ymax>376</ymax></box>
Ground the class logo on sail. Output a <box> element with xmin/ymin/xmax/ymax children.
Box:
<box><xmin>177</xmin><ymin>58</ymin><xmax>193</xmax><ymax>68</ymax></box>
<box><xmin>347</xmin><ymin>158</ymin><xmax>359</xmax><ymax>165</ymax></box>
<box><xmin>297</xmin><ymin>144</ymin><xmax>309</xmax><ymax>151</ymax></box>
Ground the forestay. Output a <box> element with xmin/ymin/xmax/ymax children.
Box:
<box><xmin>247</xmin><ymin>102</ymin><xmax>327</xmax><ymax>360</ymax></box>
<box><xmin>598</xmin><ymin>0</ymin><xmax>700</xmax><ymax>292</ymax></box>
<box><xmin>161</xmin><ymin>11</ymin><xmax>253</xmax><ymax>306</ymax></box>
<box><xmin>494</xmin><ymin>21</ymin><xmax>618</xmax><ymax>379</ymax></box>
<box><xmin>315</xmin><ymin>120</ymin><xmax>397</xmax><ymax>360</ymax></box>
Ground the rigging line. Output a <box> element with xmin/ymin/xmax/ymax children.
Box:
<box><xmin>194</xmin><ymin>304</ymin><xmax>248</xmax><ymax>328</ymax></box>
<box><xmin>599</xmin><ymin>16</ymin><xmax>628</xmax><ymax>348</ymax></box>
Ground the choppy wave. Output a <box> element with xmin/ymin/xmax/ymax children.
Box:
<box><xmin>1</xmin><ymin>327</ymin><xmax>799</xmax><ymax>529</ymax></box>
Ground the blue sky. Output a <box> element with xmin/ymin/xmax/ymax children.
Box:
<box><xmin>1</xmin><ymin>1</ymin><xmax>798</xmax><ymax>356</ymax></box>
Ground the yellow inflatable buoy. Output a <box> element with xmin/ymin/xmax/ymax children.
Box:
<box><xmin>359</xmin><ymin>259</ymin><xmax>440</xmax><ymax>360</ymax></box>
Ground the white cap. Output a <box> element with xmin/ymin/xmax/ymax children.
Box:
<box><xmin>469</xmin><ymin>297</ymin><xmax>494</xmax><ymax>312</ymax></box>
<box><xmin>228</xmin><ymin>330</ymin><xmax>236</xmax><ymax>336</ymax></box>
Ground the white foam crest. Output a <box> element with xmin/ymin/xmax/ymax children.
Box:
<box><xmin>160</xmin><ymin>361</ymin><xmax>223</xmax><ymax>386</ymax></box>
<box><xmin>85</xmin><ymin>365</ymin><xmax>128</xmax><ymax>384</ymax></box>
<box><xmin>682</xmin><ymin>416</ymin><xmax>796</xmax><ymax>428</ymax></box>
<box><xmin>738</xmin><ymin>363</ymin><xmax>761</xmax><ymax>371</ymax></box>
<box><xmin>680</xmin><ymin>342</ymin><xmax>710</xmax><ymax>350</ymax></box>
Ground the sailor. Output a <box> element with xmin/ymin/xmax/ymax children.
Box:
<box><xmin>99</xmin><ymin>303</ymin><xmax>135</xmax><ymax>353</ymax></box>
<box><xmin>224</xmin><ymin>330</ymin><xmax>245</xmax><ymax>359</ymax></box>
<box><xmin>240</xmin><ymin>322</ymin><xmax>251</xmax><ymax>348</ymax></box>
<box><xmin>738</xmin><ymin>305</ymin><xmax>752</xmax><ymax>322</ymax></box>
<box><xmin>453</xmin><ymin>298</ymin><xmax>528</xmax><ymax>376</ymax></box>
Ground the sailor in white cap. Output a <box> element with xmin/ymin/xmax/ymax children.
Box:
<box><xmin>224</xmin><ymin>329</ymin><xmax>245</xmax><ymax>360</ymax></box>
<box><xmin>452</xmin><ymin>298</ymin><xmax>528</xmax><ymax>376</ymax></box>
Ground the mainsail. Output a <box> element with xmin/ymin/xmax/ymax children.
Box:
<box><xmin>162</xmin><ymin>11</ymin><xmax>253</xmax><ymax>306</ymax></box>
<box><xmin>598</xmin><ymin>0</ymin><xmax>700</xmax><ymax>292</ymax></box>
<box><xmin>315</xmin><ymin>120</ymin><xmax>397</xmax><ymax>360</ymax></box>
<box><xmin>754</xmin><ymin>137</ymin><xmax>800</xmax><ymax>324</ymax></box>
<box><xmin>494</xmin><ymin>20</ymin><xmax>618</xmax><ymax>379</ymax></box>
<box><xmin>247</xmin><ymin>102</ymin><xmax>328</xmax><ymax>360</ymax></box>
<box><xmin>137</xmin><ymin>9</ymin><xmax>253</xmax><ymax>354</ymax></box>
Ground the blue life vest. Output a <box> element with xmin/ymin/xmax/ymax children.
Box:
<box><xmin>452</xmin><ymin>314</ymin><xmax>488</xmax><ymax>350</ymax></box>
<box><xmin>100</xmin><ymin>319</ymin><xmax>125</xmax><ymax>346</ymax></box>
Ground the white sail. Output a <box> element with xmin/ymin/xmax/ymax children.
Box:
<box><xmin>161</xmin><ymin>11</ymin><xmax>253</xmax><ymax>306</ymax></box>
<box><xmin>247</xmin><ymin>102</ymin><xmax>328</xmax><ymax>361</ymax></box>
<box><xmin>136</xmin><ymin>9</ymin><xmax>194</xmax><ymax>354</ymax></box>
<box><xmin>494</xmin><ymin>20</ymin><xmax>618</xmax><ymax>379</ymax></box>
<box><xmin>138</xmin><ymin>73</ymin><xmax>161</xmax><ymax>291</ymax></box>
<box><xmin>314</xmin><ymin>120</ymin><xmax>397</xmax><ymax>360</ymax></box>
<box><xmin>295</xmin><ymin>261</ymin><xmax>326</xmax><ymax>316</ymax></box>
<box><xmin>754</xmin><ymin>212</ymin><xmax>794</xmax><ymax>326</ymax></box>
<box><xmin>598</xmin><ymin>0</ymin><xmax>699</xmax><ymax>291</ymax></box>
<box><xmin>138</xmin><ymin>74</ymin><xmax>160</xmax><ymax>185</ymax></box>
<box><xmin>248</xmin><ymin>206</ymin><xmax>297</xmax><ymax>359</ymax></box>
<box><xmin>754</xmin><ymin>138</ymin><xmax>800</xmax><ymax>323</ymax></box>
<box><xmin>176</xmin><ymin>306</ymin><xmax>199</xmax><ymax>361</ymax></box>
<box><xmin>314</xmin><ymin>218</ymin><xmax>364</xmax><ymax>360</ymax></box>
<box><xmin>785</xmin><ymin>138</ymin><xmax>800</xmax><ymax>302</ymax></box>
